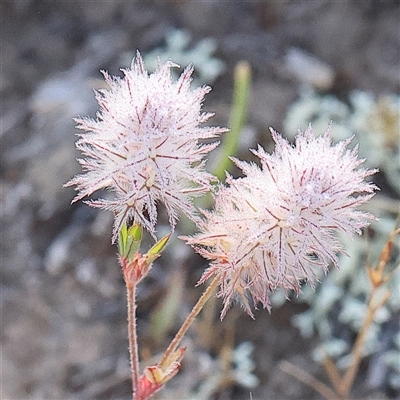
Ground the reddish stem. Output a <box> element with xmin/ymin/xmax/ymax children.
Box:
<box><xmin>127</xmin><ymin>283</ymin><xmax>140</xmax><ymax>399</ymax></box>
<box><xmin>159</xmin><ymin>276</ymin><xmax>219</xmax><ymax>370</ymax></box>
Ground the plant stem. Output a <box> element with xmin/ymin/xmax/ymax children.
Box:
<box><xmin>280</xmin><ymin>360</ymin><xmax>339</xmax><ymax>400</ymax></box>
<box><xmin>339</xmin><ymin>289</ymin><xmax>391</xmax><ymax>397</ymax></box>
<box><xmin>127</xmin><ymin>283</ymin><xmax>140</xmax><ymax>397</ymax></box>
<box><xmin>322</xmin><ymin>354</ymin><xmax>343</xmax><ymax>396</ymax></box>
<box><xmin>159</xmin><ymin>276</ymin><xmax>219</xmax><ymax>370</ymax></box>
<box><xmin>213</xmin><ymin>61</ymin><xmax>251</xmax><ymax>181</ymax></box>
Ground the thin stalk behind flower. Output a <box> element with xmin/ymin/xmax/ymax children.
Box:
<box><xmin>212</xmin><ymin>61</ymin><xmax>251</xmax><ymax>181</ymax></box>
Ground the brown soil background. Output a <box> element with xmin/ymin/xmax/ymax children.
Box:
<box><xmin>1</xmin><ymin>1</ymin><xmax>399</xmax><ymax>399</ymax></box>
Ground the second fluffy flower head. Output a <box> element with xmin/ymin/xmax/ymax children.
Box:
<box><xmin>66</xmin><ymin>52</ymin><xmax>226</xmax><ymax>241</ymax></box>
<box><xmin>184</xmin><ymin>125</ymin><xmax>378</xmax><ymax>319</ymax></box>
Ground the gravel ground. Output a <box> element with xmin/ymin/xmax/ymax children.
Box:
<box><xmin>1</xmin><ymin>1</ymin><xmax>399</xmax><ymax>399</ymax></box>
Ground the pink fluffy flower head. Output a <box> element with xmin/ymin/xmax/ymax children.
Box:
<box><xmin>65</xmin><ymin>52</ymin><xmax>226</xmax><ymax>242</ymax></box>
<box><xmin>183</xmin><ymin>125</ymin><xmax>378</xmax><ymax>319</ymax></box>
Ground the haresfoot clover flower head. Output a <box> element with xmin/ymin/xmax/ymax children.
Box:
<box><xmin>65</xmin><ymin>51</ymin><xmax>227</xmax><ymax>242</ymax></box>
<box><xmin>183</xmin><ymin>125</ymin><xmax>378</xmax><ymax>319</ymax></box>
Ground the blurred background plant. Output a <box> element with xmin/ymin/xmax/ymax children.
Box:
<box><xmin>281</xmin><ymin>221</ymin><xmax>399</xmax><ymax>398</ymax></box>
<box><xmin>284</xmin><ymin>87</ymin><xmax>400</xmax><ymax>197</ymax></box>
<box><xmin>121</xmin><ymin>29</ymin><xmax>225</xmax><ymax>86</ymax></box>
<box><xmin>270</xmin><ymin>84</ymin><xmax>400</xmax><ymax>397</ymax></box>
